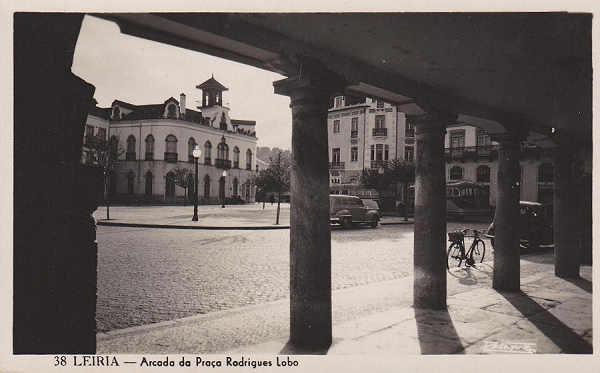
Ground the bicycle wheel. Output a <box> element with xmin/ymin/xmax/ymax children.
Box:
<box><xmin>470</xmin><ymin>239</ymin><xmax>486</xmax><ymax>263</ymax></box>
<box><xmin>447</xmin><ymin>243</ymin><xmax>463</xmax><ymax>269</ymax></box>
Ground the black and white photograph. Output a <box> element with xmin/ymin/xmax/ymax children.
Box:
<box><xmin>2</xmin><ymin>2</ymin><xmax>598</xmax><ymax>372</ymax></box>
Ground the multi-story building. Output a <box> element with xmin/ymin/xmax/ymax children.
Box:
<box><xmin>328</xmin><ymin>96</ymin><xmax>555</xmax><ymax>208</ymax></box>
<box><xmin>83</xmin><ymin>76</ymin><xmax>257</xmax><ymax>204</ymax></box>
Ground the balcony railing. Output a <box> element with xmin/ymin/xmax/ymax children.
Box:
<box><xmin>126</xmin><ymin>152</ymin><xmax>136</xmax><ymax>161</ymax></box>
<box><xmin>215</xmin><ymin>159</ymin><xmax>232</xmax><ymax>169</ymax></box>
<box><xmin>145</xmin><ymin>152</ymin><xmax>154</xmax><ymax>161</ymax></box>
<box><xmin>444</xmin><ymin>145</ymin><xmax>500</xmax><ymax>162</ymax></box>
<box><xmin>372</xmin><ymin>127</ymin><xmax>387</xmax><ymax>137</ymax></box>
<box><xmin>370</xmin><ymin>160</ymin><xmax>388</xmax><ymax>169</ymax></box>
<box><xmin>164</xmin><ymin>152</ymin><xmax>178</xmax><ymax>163</ymax></box>
<box><xmin>329</xmin><ymin>161</ymin><xmax>345</xmax><ymax>170</ymax></box>
<box><xmin>350</xmin><ymin>130</ymin><xmax>358</xmax><ymax>138</ymax></box>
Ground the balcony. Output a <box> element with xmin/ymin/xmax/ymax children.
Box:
<box><xmin>329</xmin><ymin>161</ymin><xmax>345</xmax><ymax>170</ymax></box>
<box><xmin>145</xmin><ymin>152</ymin><xmax>154</xmax><ymax>161</ymax></box>
<box><xmin>350</xmin><ymin>130</ymin><xmax>358</xmax><ymax>138</ymax></box>
<box><xmin>164</xmin><ymin>152</ymin><xmax>178</xmax><ymax>163</ymax></box>
<box><xmin>372</xmin><ymin>127</ymin><xmax>387</xmax><ymax>137</ymax></box>
<box><xmin>444</xmin><ymin>145</ymin><xmax>499</xmax><ymax>162</ymax></box>
<box><xmin>215</xmin><ymin>158</ymin><xmax>232</xmax><ymax>169</ymax></box>
<box><xmin>125</xmin><ymin>152</ymin><xmax>136</xmax><ymax>161</ymax></box>
<box><xmin>370</xmin><ymin>160</ymin><xmax>388</xmax><ymax>169</ymax></box>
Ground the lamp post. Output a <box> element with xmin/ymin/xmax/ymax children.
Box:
<box><xmin>222</xmin><ymin>170</ymin><xmax>227</xmax><ymax>208</ymax></box>
<box><xmin>192</xmin><ymin>145</ymin><xmax>201</xmax><ymax>221</ymax></box>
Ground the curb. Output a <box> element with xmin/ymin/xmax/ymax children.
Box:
<box><xmin>97</xmin><ymin>221</ymin><xmax>291</xmax><ymax>230</ymax></box>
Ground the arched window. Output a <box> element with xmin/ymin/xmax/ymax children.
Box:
<box><xmin>203</xmin><ymin>174</ymin><xmax>211</xmax><ymax>199</ymax></box>
<box><xmin>233</xmin><ymin>178</ymin><xmax>239</xmax><ymax>196</ymax></box>
<box><xmin>109</xmin><ymin>135</ymin><xmax>119</xmax><ymax>158</ymax></box>
<box><xmin>450</xmin><ymin>166</ymin><xmax>463</xmax><ymax>180</ymax></box>
<box><xmin>217</xmin><ymin>140</ymin><xmax>229</xmax><ymax>160</ymax></box>
<box><xmin>166</xmin><ymin>171</ymin><xmax>175</xmax><ymax>197</ymax></box>
<box><xmin>246</xmin><ymin>149</ymin><xmax>253</xmax><ymax>170</ymax></box>
<box><xmin>188</xmin><ymin>137</ymin><xmax>197</xmax><ymax>162</ymax></box>
<box><xmin>167</xmin><ymin>104</ymin><xmax>177</xmax><ymax>119</ymax></box>
<box><xmin>204</xmin><ymin>141</ymin><xmax>212</xmax><ymax>165</ymax></box>
<box><xmin>476</xmin><ymin>165</ymin><xmax>490</xmax><ymax>183</ymax></box>
<box><xmin>145</xmin><ymin>135</ymin><xmax>155</xmax><ymax>160</ymax></box>
<box><xmin>165</xmin><ymin>135</ymin><xmax>178</xmax><ymax>162</ymax></box>
<box><xmin>145</xmin><ymin>171</ymin><xmax>153</xmax><ymax>196</ymax></box>
<box><xmin>233</xmin><ymin>146</ymin><xmax>240</xmax><ymax>168</ymax></box>
<box><xmin>126</xmin><ymin>135</ymin><xmax>136</xmax><ymax>160</ymax></box>
<box><xmin>538</xmin><ymin>163</ymin><xmax>554</xmax><ymax>183</ymax></box>
<box><xmin>127</xmin><ymin>170</ymin><xmax>135</xmax><ymax>194</ymax></box>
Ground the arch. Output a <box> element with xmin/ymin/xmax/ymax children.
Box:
<box><xmin>538</xmin><ymin>162</ymin><xmax>554</xmax><ymax>183</ymax></box>
<box><xmin>246</xmin><ymin>149</ymin><xmax>253</xmax><ymax>170</ymax></box>
<box><xmin>165</xmin><ymin>171</ymin><xmax>176</xmax><ymax>198</ymax></box>
<box><xmin>127</xmin><ymin>170</ymin><xmax>135</xmax><ymax>194</ymax></box>
<box><xmin>233</xmin><ymin>177</ymin><xmax>239</xmax><ymax>196</ymax></box>
<box><xmin>126</xmin><ymin>135</ymin><xmax>136</xmax><ymax>160</ymax></box>
<box><xmin>217</xmin><ymin>140</ymin><xmax>229</xmax><ymax>160</ymax></box>
<box><xmin>203</xmin><ymin>174</ymin><xmax>211</xmax><ymax>199</ymax></box>
<box><xmin>476</xmin><ymin>165</ymin><xmax>490</xmax><ymax>183</ymax></box>
<box><xmin>165</xmin><ymin>135</ymin><xmax>178</xmax><ymax>153</ymax></box>
<box><xmin>233</xmin><ymin>146</ymin><xmax>240</xmax><ymax>168</ymax></box>
<box><xmin>145</xmin><ymin>134</ymin><xmax>155</xmax><ymax>160</ymax></box>
<box><xmin>449</xmin><ymin>166</ymin><xmax>463</xmax><ymax>180</ymax></box>
<box><xmin>188</xmin><ymin>137</ymin><xmax>197</xmax><ymax>162</ymax></box>
<box><xmin>145</xmin><ymin>171</ymin><xmax>153</xmax><ymax>196</ymax></box>
<box><xmin>204</xmin><ymin>141</ymin><xmax>212</xmax><ymax>165</ymax></box>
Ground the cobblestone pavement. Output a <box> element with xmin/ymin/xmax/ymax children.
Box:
<box><xmin>96</xmin><ymin>222</ymin><xmax>490</xmax><ymax>332</ymax></box>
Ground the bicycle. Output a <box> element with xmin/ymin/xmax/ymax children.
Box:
<box><xmin>447</xmin><ymin>228</ymin><xmax>486</xmax><ymax>269</ymax></box>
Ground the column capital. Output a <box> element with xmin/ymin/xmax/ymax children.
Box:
<box><xmin>410</xmin><ymin>111</ymin><xmax>457</xmax><ymax>135</ymax></box>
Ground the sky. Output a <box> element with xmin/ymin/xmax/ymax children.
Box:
<box><xmin>72</xmin><ymin>15</ymin><xmax>292</xmax><ymax>150</ymax></box>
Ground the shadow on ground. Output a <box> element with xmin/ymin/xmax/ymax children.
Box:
<box><xmin>414</xmin><ymin>307</ymin><xmax>464</xmax><ymax>354</ymax></box>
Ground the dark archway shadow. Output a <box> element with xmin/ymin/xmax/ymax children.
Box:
<box><xmin>498</xmin><ymin>291</ymin><xmax>592</xmax><ymax>353</ymax></box>
<box><xmin>279</xmin><ymin>340</ymin><xmax>330</xmax><ymax>355</ymax></box>
<box><xmin>564</xmin><ymin>277</ymin><xmax>592</xmax><ymax>294</ymax></box>
<box><xmin>414</xmin><ymin>307</ymin><xmax>464</xmax><ymax>354</ymax></box>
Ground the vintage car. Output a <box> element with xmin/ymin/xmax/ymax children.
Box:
<box><xmin>486</xmin><ymin>201</ymin><xmax>554</xmax><ymax>251</ymax></box>
<box><xmin>330</xmin><ymin>195</ymin><xmax>379</xmax><ymax>228</ymax></box>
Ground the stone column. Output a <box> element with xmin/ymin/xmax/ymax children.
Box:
<box><xmin>14</xmin><ymin>13</ymin><xmax>100</xmax><ymax>353</ymax></box>
<box><xmin>413</xmin><ymin>113</ymin><xmax>453</xmax><ymax>309</ymax></box>
<box><xmin>554</xmin><ymin>135</ymin><xmax>581</xmax><ymax>277</ymax></box>
<box><xmin>492</xmin><ymin>131</ymin><xmax>523</xmax><ymax>291</ymax></box>
<box><xmin>274</xmin><ymin>73</ymin><xmax>342</xmax><ymax>350</ymax></box>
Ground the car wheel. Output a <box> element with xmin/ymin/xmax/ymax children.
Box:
<box><xmin>342</xmin><ymin>217</ymin><xmax>352</xmax><ymax>229</ymax></box>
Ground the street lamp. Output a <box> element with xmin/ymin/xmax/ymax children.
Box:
<box><xmin>192</xmin><ymin>145</ymin><xmax>202</xmax><ymax>221</ymax></box>
<box><xmin>221</xmin><ymin>170</ymin><xmax>228</xmax><ymax>208</ymax></box>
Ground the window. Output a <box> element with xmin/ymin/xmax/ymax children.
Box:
<box><xmin>351</xmin><ymin>118</ymin><xmax>358</xmax><ymax>132</ymax></box>
<box><xmin>233</xmin><ymin>178</ymin><xmax>239</xmax><ymax>196</ymax></box>
<box><xmin>450</xmin><ymin>131</ymin><xmax>465</xmax><ymax>148</ymax></box>
<box><xmin>405</xmin><ymin>146</ymin><xmax>414</xmax><ymax>162</ymax></box>
<box><xmin>145</xmin><ymin>171</ymin><xmax>153</xmax><ymax>196</ymax></box>
<box><xmin>384</xmin><ymin>145</ymin><xmax>389</xmax><ymax>161</ymax></box>
<box><xmin>204</xmin><ymin>174</ymin><xmax>211</xmax><ymax>199</ymax></box>
<box><xmin>375</xmin><ymin>115</ymin><xmax>385</xmax><ymax>129</ymax></box>
<box><xmin>450</xmin><ymin>166</ymin><xmax>463</xmax><ymax>180</ymax></box>
<box><xmin>377</xmin><ymin>100</ymin><xmax>384</xmax><ymax>109</ymax></box>
<box><xmin>476</xmin><ymin>129</ymin><xmax>491</xmax><ymax>146</ymax></box>
<box><xmin>376</xmin><ymin>144</ymin><xmax>384</xmax><ymax>161</ymax></box>
<box><xmin>167</xmin><ymin>104</ymin><xmax>177</xmax><ymax>119</ymax></box>
<box><xmin>538</xmin><ymin>163</ymin><xmax>554</xmax><ymax>183</ymax></box>
<box><xmin>204</xmin><ymin>141</ymin><xmax>212</xmax><ymax>164</ymax></box>
<box><xmin>165</xmin><ymin>135</ymin><xmax>178</xmax><ymax>162</ymax></box>
<box><xmin>188</xmin><ymin>137</ymin><xmax>197</xmax><ymax>162</ymax></box>
<box><xmin>85</xmin><ymin>125</ymin><xmax>94</xmax><ymax>137</ymax></box>
<box><xmin>217</xmin><ymin>140</ymin><xmax>229</xmax><ymax>160</ymax></box>
<box><xmin>233</xmin><ymin>146</ymin><xmax>240</xmax><ymax>168</ymax></box>
<box><xmin>370</xmin><ymin>145</ymin><xmax>375</xmax><ymax>160</ymax></box>
<box><xmin>126</xmin><ymin>135</ymin><xmax>136</xmax><ymax>160</ymax></box>
<box><xmin>112</xmin><ymin>106</ymin><xmax>120</xmax><ymax>119</ymax></box>
<box><xmin>351</xmin><ymin>147</ymin><xmax>358</xmax><ymax>162</ymax></box>
<box><xmin>97</xmin><ymin>128</ymin><xmax>106</xmax><ymax>140</ymax></box>
<box><xmin>246</xmin><ymin>149</ymin><xmax>253</xmax><ymax>170</ymax></box>
<box><xmin>477</xmin><ymin>165</ymin><xmax>491</xmax><ymax>183</ymax></box>
<box><xmin>332</xmin><ymin>148</ymin><xmax>341</xmax><ymax>163</ymax></box>
<box><xmin>166</xmin><ymin>171</ymin><xmax>175</xmax><ymax>197</ymax></box>
<box><xmin>335</xmin><ymin>96</ymin><xmax>344</xmax><ymax>108</ymax></box>
<box><xmin>145</xmin><ymin>135</ymin><xmax>155</xmax><ymax>160</ymax></box>
<box><xmin>405</xmin><ymin>122</ymin><xmax>415</xmax><ymax>138</ymax></box>
<box><xmin>333</xmin><ymin>120</ymin><xmax>340</xmax><ymax>133</ymax></box>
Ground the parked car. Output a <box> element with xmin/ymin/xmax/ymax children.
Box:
<box><xmin>486</xmin><ymin>201</ymin><xmax>553</xmax><ymax>251</ymax></box>
<box><xmin>330</xmin><ymin>195</ymin><xmax>379</xmax><ymax>228</ymax></box>
<box><xmin>361</xmin><ymin>198</ymin><xmax>381</xmax><ymax>221</ymax></box>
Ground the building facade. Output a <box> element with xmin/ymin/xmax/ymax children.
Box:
<box><xmin>83</xmin><ymin>77</ymin><xmax>257</xmax><ymax>204</ymax></box>
<box><xmin>327</xmin><ymin>96</ymin><xmax>554</xmax><ymax>207</ymax></box>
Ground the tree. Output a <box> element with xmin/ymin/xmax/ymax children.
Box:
<box><xmin>360</xmin><ymin>159</ymin><xmax>415</xmax><ymax>219</ymax></box>
<box><xmin>85</xmin><ymin>135</ymin><xmax>124</xmax><ymax>220</ymax></box>
<box><xmin>171</xmin><ymin>167</ymin><xmax>193</xmax><ymax>204</ymax></box>
<box><xmin>252</xmin><ymin>151</ymin><xmax>291</xmax><ymax>224</ymax></box>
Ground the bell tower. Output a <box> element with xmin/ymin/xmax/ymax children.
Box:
<box><xmin>196</xmin><ymin>75</ymin><xmax>229</xmax><ymax>108</ymax></box>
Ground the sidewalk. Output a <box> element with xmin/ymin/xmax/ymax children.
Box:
<box><xmin>94</xmin><ymin>204</ymin><xmax>414</xmax><ymax>229</ymax></box>
<box><xmin>97</xmin><ymin>251</ymin><xmax>592</xmax><ymax>354</ymax></box>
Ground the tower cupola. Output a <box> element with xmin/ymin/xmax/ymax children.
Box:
<box><xmin>196</xmin><ymin>75</ymin><xmax>229</xmax><ymax>108</ymax></box>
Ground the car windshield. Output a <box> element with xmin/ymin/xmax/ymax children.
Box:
<box><xmin>362</xmin><ymin>199</ymin><xmax>379</xmax><ymax>209</ymax></box>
